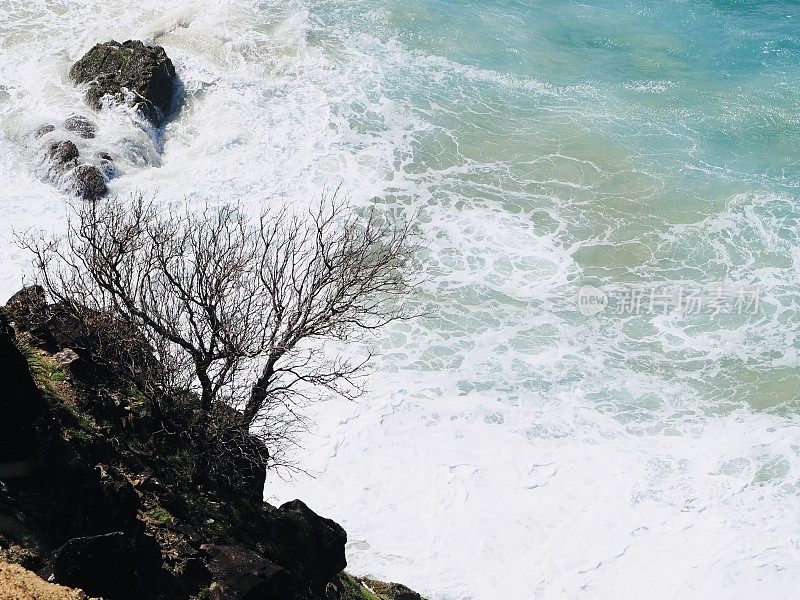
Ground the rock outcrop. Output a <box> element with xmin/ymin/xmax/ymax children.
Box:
<box><xmin>0</xmin><ymin>289</ymin><xmax>429</xmax><ymax>600</ymax></box>
<box><xmin>36</xmin><ymin>133</ymin><xmax>108</xmax><ymax>202</ymax></box>
<box><xmin>202</xmin><ymin>544</ymin><xmax>291</xmax><ymax>600</ymax></box>
<box><xmin>49</xmin><ymin>532</ymin><xmax>162</xmax><ymax>600</ymax></box>
<box><xmin>72</xmin><ymin>164</ymin><xmax>107</xmax><ymax>201</ymax></box>
<box><xmin>27</xmin><ymin>40</ymin><xmax>177</xmax><ymax>201</ymax></box>
<box><xmin>0</xmin><ymin>314</ymin><xmax>46</xmax><ymax>467</ymax></box>
<box><xmin>70</xmin><ymin>40</ymin><xmax>176</xmax><ymax>127</ymax></box>
<box><xmin>265</xmin><ymin>500</ymin><xmax>348</xmax><ymax>595</ymax></box>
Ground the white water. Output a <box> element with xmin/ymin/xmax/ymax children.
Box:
<box><xmin>1</xmin><ymin>1</ymin><xmax>799</xmax><ymax>599</ymax></box>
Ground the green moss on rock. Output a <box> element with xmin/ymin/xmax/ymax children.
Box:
<box><xmin>338</xmin><ymin>573</ymin><xmax>382</xmax><ymax>600</ymax></box>
<box><xmin>145</xmin><ymin>506</ymin><xmax>173</xmax><ymax>525</ymax></box>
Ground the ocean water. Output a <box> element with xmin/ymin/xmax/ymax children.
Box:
<box><xmin>1</xmin><ymin>0</ymin><xmax>799</xmax><ymax>598</ymax></box>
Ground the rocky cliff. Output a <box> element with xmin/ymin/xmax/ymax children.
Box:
<box><xmin>0</xmin><ymin>288</ymin><xmax>426</xmax><ymax>600</ymax></box>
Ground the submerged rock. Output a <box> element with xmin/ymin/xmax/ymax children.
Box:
<box><xmin>73</xmin><ymin>164</ymin><xmax>107</xmax><ymax>201</ymax></box>
<box><xmin>39</xmin><ymin>139</ymin><xmax>107</xmax><ymax>201</ymax></box>
<box><xmin>64</xmin><ymin>115</ymin><xmax>96</xmax><ymax>139</ymax></box>
<box><xmin>70</xmin><ymin>40</ymin><xmax>176</xmax><ymax>126</ymax></box>
<box><xmin>48</xmin><ymin>140</ymin><xmax>79</xmax><ymax>165</ymax></box>
<box><xmin>34</xmin><ymin>123</ymin><xmax>55</xmax><ymax>138</ymax></box>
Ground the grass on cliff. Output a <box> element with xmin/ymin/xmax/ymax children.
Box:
<box><xmin>15</xmin><ymin>338</ymin><xmax>97</xmax><ymax>446</ymax></box>
<box><xmin>338</xmin><ymin>573</ymin><xmax>383</xmax><ymax>600</ymax></box>
<box><xmin>15</xmin><ymin>337</ymin><xmax>68</xmax><ymax>397</ymax></box>
<box><xmin>144</xmin><ymin>506</ymin><xmax>173</xmax><ymax>525</ymax></box>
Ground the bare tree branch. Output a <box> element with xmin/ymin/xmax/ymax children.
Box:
<box><xmin>19</xmin><ymin>192</ymin><xmax>419</xmax><ymax>478</ymax></box>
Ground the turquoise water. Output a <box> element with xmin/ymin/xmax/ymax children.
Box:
<box><xmin>1</xmin><ymin>0</ymin><xmax>799</xmax><ymax>597</ymax></box>
<box><xmin>302</xmin><ymin>0</ymin><xmax>800</xmax><ymax>408</ymax></box>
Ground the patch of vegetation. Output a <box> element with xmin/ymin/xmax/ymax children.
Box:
<box><xmin>196</xmin><ymin>588</ymin><xmax>211</xmax><ymax>600</ymax></box>
<box><xmin>146</xmin><ymin>506</ymin><xmax>173</xmax><ymax>525</ymax></box>
<box><xmin>15</xmin><ymin>337</ymin><xmax>67</xmax><ymax>397</ymax></box>
<box><xmin>338</xmin><ymin>573</ymin><xmax>382</xmax><ymax>600</ymax></box>
<box><xmin>15</xmin><ymin>338</ymin><xmax>100</xmax><ymax>449</ymax></box>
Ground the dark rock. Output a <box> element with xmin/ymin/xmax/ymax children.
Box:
<box><xmin>96</xmin><ymin>152</ymin><xmax>119</xmax><ymax>178</ymax></box>
<box><xmin>167</xmin><ymin>521</ymin><xmax>203</xmax><ymax>546</ymax></box>
<box><xmin>51</xmin><ymin>531</ymin><xmax>134</xmax><ymax>598</ymax></box>
<box><xmin>64</xmin><ymin>115</ymin><xmax>97</xmax><ymax>139</ymax></box>
<box><xmin>0</xmin><ymin>314</ymin><xmax>47</xmax><ymax>466</ymax></box>
<box><xmin>97</xmin><ymin>467</ymin><xmax>141</xmax><ymax>528</ymax></box>
<box><xmin>48</xmin><ymin>140</ymin><xmax>79</xmax><ymax>165</ymax></box>
<box><xmin>73</xmin><ymin>164</ymin><xmax>107</xmax><ymax>201</ymax></box>
<box><xmin>202</xmin><ymin>544</ymin><xmax>292</xmax><ymax>600</ymax></box>
<box><xmin>34</xmin><ymin>124</ymin><xmax>55</xmax><ymax>138</ymax></box>
<box><xmin>0</xmin><ymin>299</ymin><xmax>137</xmax><ymax>538</ymax></box>
<box><xmin>29</xmin><ymin>443</ymin><xmax>138</xmax><ymax>540</ymax></box>
<box><xmin>3</xmin><ymin>289</ymin><xmax>158</xmax><ymax>392</ymax></box>
<box><xmin>175</xmin><ymin>556</ymin><xmax>212</xmax><ymax>596</ymax></box>
<box><xmin>70</xmin><ymin>40</ymin><xmax>176</xmax><ymax>126</ymax></box>
<box><xmin>1</xmin><ymin>290</ymin><xmax>386</xmax><ymax>600</ymax></box>
<box><xmin>40</xmin><ymin>140</ymin><xmax>108</xmax><ymax>201</ymax></box>
<box><xmin>130</xmin><ymin>533</ymin><xmax>169</xmax><ymax>589</ymax></box>
<box><xmin>264</xmin><ymin>500</ymin><xmax>347</xmax><ymax>595</ymax></box>
<box><xmin>234</xmin><ymin>436</ymin><xmax>268</xmax><ymax>503</ymax></box>
<box><xmin>50</xmin><ymin>531</ymin><xmax>165</xmax><ymax>600</ymax></box>
<box><xmin>2</xmin><ymin>286</ymin><xmax>58</xmax><ymax>351</ymax></box>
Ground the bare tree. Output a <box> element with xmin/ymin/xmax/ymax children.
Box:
<box><xmin>21</xmin><ymin>193</ymin><xmax>417</xmax><ymax>474</ymax></box>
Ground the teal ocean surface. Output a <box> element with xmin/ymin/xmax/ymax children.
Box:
<box><xmin>1</xmin><ymin>0</ymin><xmax>798</xmax><ymax>598</ymax></box>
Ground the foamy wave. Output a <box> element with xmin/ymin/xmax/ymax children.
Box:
<box><xmin>1</xmin><ymin>1</ymin><xmax>799</xmax><ymax>599</ymax></box>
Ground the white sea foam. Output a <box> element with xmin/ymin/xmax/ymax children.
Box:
<box><xmin>1</xmin><ymin>1</ymin><xmax>798</xmax><ymax>599</ymax></box>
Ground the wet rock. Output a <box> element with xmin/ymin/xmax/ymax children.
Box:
<box><xmin>96</xmin><ymin>152</ymin><xmax>118</xmax><ymax>178</ymax></box>
<box><xmin>48</xmin><ymin>140</ymin><xmax>79</xmax><ymax>165</ymax></box>
<box><xmin>34</xmin><ymin>123</ymin><xmax>55</xmax><ymax>138</ymax></box>
<box><xmin>73</xmin><ymin>164</ymin><xmax>107</xmax><ymax>201</ymax></box>
<box><xmin>202</xmin><ymin>544</ymin><xmax>292</xmax><ymax>600</ymax></box>
<box><xmin>39</xmin><ymin>138</ymin><xmax>108</xmax><ymax>201</ymax></box>
<box><xmin>70</xmin><ymin>40</ymin><xmax>176</xmax><ymax>126</ymax></box>
<box><xmin>64</xmin><ymin>115</ymin><xmax>96</xmax><ymax>139</ymax></box>
<box><xmin>97</xmin><ymin>467</ymin><xmax>141</xmax><ymax>529</ymax></box>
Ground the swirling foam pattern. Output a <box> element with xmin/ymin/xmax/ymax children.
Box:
<box><xmin>1</xmin><ymin>0</ymin><xmax>798</xmax><ymax>598</ymax></box>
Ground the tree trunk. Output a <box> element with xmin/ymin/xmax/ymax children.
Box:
<box><xmin>243</xmin><ymin>360</ymin><xmax>274</xmax><ymax>426</ymax></box>
<box><xmin>193</xmin><ymin>362</ymin><xmax>214</xmax><ymax>481</ymax></box>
